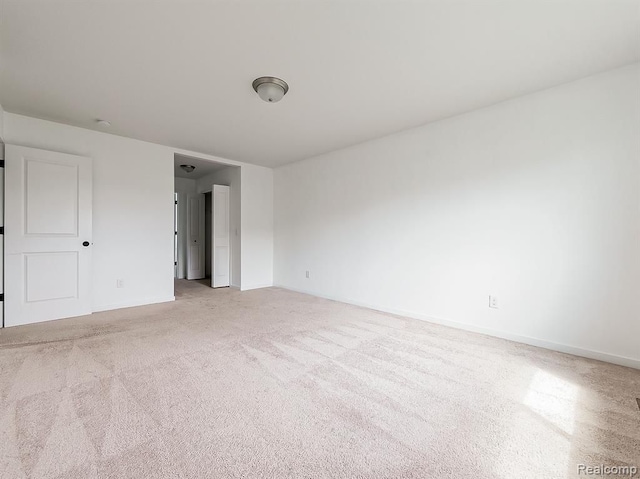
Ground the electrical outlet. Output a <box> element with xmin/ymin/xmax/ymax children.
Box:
<box><xmin>305</xmin><ymin>271</ymin><xmax>310</xmax><ymax>279</ymax></box>
<box><xmin>489</xmin><ymin>295</ymin><xmax>498</xmax><ymax>309</ymax></box>
<box><xmin>116</xmin><ymin>279</ymin><xmax>125</xmax><ymax>288</ymax></box>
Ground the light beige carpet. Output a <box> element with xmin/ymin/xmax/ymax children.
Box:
<box><xmin>0</xmin><ymin>280</ymin><xmax>638</xmax><ymax>479</ymax></box>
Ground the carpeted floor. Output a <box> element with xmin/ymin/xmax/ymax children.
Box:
<box><xmin>0</xmin><ymin>280</ymin><xmax>638</xmax><ymax>479</ymax></box>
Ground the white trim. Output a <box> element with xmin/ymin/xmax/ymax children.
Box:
<box><xmin>274</xmin><ymin>284</ymin><xmax>640</xmax><ymax>370</ymax></box>
<box><xmin>240</xmin><ymin>283</ymin><xmax>273</xmax><ymax>291</ymax></box>
<box><xmin>93</xmin><ymin>296</ymin><xmax>175</xmax><ymax>313</ymax></box>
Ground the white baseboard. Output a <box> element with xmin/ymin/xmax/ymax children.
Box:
<box><xmin>274</xmin><ymin>284</ymin><xmax>640</xmax><ymax>370</ymax></box>
<box><xmin>93</xmin><ymin>296</ymin><xmax>175</xmax><ymax>313</ymax></box>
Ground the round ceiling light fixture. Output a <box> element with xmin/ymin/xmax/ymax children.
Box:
<box><xmin>252</xmin><ymin>76</ymin><xmax>289</xmax><ymax>103</ymax></box>
<box><xmin>180</xmin><ymin>164</ymin><xmax>196</xmax><ymax>173</ymax></box>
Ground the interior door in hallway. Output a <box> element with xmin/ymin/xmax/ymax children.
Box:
<box><xmin>4</xmin><ymin>145</ymin><xmax>93</xmax><ymax>327</ymax></box>
<box><xmin>187</xmin><ymin>193</ymin><xmax>205</xmax><ymax>280</ymax></box>
<box><xmin>212</xmin><ymin>184</ymin><xmax>230</xmax><ymax>288</ymax></box>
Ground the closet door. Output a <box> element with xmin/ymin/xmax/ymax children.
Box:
<box><xmin>212</xmin><ymin>185</ymin><xmax>230</xmax><ymax>288</ymax></box>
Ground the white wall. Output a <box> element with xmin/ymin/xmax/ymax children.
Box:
<box><xmin>2</xmin><ymin>113</ymin><xmax>274</xmax><ymax>315</ymax></box>
<box><xmin>241</xmin><ymin>165</ymin><xmax>274</xmax><ymax>290</ymax></box>
<box><xmin>175</xmin><ymin>177</ymin><xmax>196</xmax><ymax>194</ymax></box>
<box><xmin>274</xmin><ymin>63</ymin><xmax>640</xmax><ymax>368</ymax></box>
<box><xmin>196</xmin><ymin>167</ymin><xmax>242</xmax><ymax>287</ymax></box>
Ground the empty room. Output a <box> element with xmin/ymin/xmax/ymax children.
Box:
<box><xmin>0</xmin><ymin>1</ymin><xmax>639</xmax><ymax>478</ymax></box>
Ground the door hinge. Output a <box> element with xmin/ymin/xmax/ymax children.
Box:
<box><xmin>0</xmin><ymin>294</ymin><xmax>4</xmax><ymax>302</ymax></box>
<box><xmin>0</xmin><ymin>160</ymin><xmax>4</xmax><ymax>168</ymax></box>
<box><xmin>174</xmin><ymin>261</ymin><xmax>177</xmax><ymax>266</ymax></box>
<box><xmin>0</xmin><ymin>226</ymin><xmax>3</xmax><ymax>235</ymax></box>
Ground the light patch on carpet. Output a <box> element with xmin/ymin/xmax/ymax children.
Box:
<box><xmin>523</xmin><ymin>369</ymin><xmax>579</xmax><ymax>435</ymax></box>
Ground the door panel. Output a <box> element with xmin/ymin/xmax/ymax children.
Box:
<box><xmin>212</xmin><ymin>185</ymin><xmax>230</xmax><ymax>288</ymax></box>
<box><xmin>189</xmin><ymin>243</ymin><xmax>200</xmax><ymax>269</ymax></box>
<box><xmin>189</xmin><ymin>196</ymin><xmax>200</xmax><ymax>237</ymax></box>
<box><xmin>5</xmin><ymin>145</ymin><xmax>93</xmax><ymax>327</ymax></box>
<box><xmin>25</xmin><ymin>160</ymin><xmax>79</xmax><ymax>235</ymax></box>
<box><xmin>214</xmin><ymin>247</ymin><xmax>229</xmax><ymax>278</ymax></box>
<box><xmin>25</xmin><ymin>252</ymin><xmax>79</xmax><ymax>302</ymax></box>
<box><xmin>186</xmin><ymin>194</ymin><xmax>205</xmax><ymax>280</ymax></box>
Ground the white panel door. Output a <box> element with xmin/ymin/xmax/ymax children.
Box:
<box><xmin>0</xmin><ymin>153</ymin><xmax>4</xmax><ymax>328</ymax></box>
<box><xmin>212</xmin><ymin>185</ymin><xmax>230</xmax><ymax>288</ymax></box>
<box><xmin>187</xmin><ymin>193</ymin><xmax>205</xmax><ymax>280</ymax></box>
<box><xmin>5</xmin><ymin>145</ymin><xmax>93</xmax><ymax>327</ymax></box>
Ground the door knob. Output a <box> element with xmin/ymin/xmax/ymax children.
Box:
<box><xmin>82</xmin><ymin>241</ymin><xmax>90</xmax><ymax>247</ymax></box>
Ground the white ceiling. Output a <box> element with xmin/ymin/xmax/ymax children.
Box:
<box><xmin>174</xmin><ymin>154</ymin><xmax>232</xmax><ymax>180</ymax></box>
<box><xmin>1</xmin><ymin>1</ymin><xmax>638</xmax><ymax>168</ymax></box>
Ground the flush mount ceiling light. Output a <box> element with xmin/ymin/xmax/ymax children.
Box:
<box><xmin>252</xmin><ymin>76</ymin><xmax>289</xmax><ymax>103</ymax></box>
<box><xmin>96</xmin><ymin>119</ymin><xmax>111</xmax><ymax>128</ymax></box>
<box><xmin>180</xmin><ymin>164</ymin><xmax>196</xmax><ymax>173</ymax></box>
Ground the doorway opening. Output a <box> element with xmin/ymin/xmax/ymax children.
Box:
<box><xmin>173</xmin><ymin>154</ymin><xmax>241</xmax><ymax>292</ymax></box>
